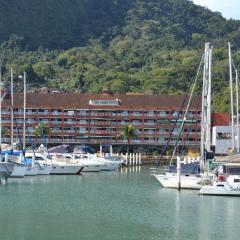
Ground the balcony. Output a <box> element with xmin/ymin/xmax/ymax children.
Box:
<box><xmin>52</xmin><ymin>111</ymin><xmax>62</xmax><ymax>115</ymax></box>
<box><xmin>63</xmin><ymin>121</ymin><xmax>75</xmax><ymax>125</ymax></box>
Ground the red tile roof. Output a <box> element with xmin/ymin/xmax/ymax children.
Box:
<box><xmin>2</xmin><ymin>92</ymin><xmax>201</xmax><ymax>110</ymax></box>
<box><xmin>212</xmin><ymin>113</ymin><xmax>230</xmax><ymax>127</ymax></box>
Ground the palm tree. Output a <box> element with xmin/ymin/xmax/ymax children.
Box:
<box><xmin>35</xmin><ymin>123</ymin><xmax>51</xmax><ymax>142</ymax></box>
<box><xmin>118</xmin><ymin>124</ymin><xmax>137</xmax><ymax>154</ymax></box>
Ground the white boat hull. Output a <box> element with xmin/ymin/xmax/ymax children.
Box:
<box><xmin>0</xmin><ymin>162</ymin><xmax>14</xmax><ymax>180</ymax></box>
<box><xmin>10</xmin><ymin>165</ymin><xmax>27</xmax><ymax>178</ymax></box>
<box><xmin>200</xmin><ymin>185</ymin><xmax>240</xmax><ymax>196</ymax></box>
<box><xmin>25</xmin><ymin>166</ymin><xmax>38</xmax><ymax>176</ymax></box>
<box><xmin>200</xmin><ymin>176</ymin><xmax>240</xmax><ymax>196</ymax></box>
<box><xmin>81</xmin><ymin>164</ymin><xmax>102</xmax><ymax>172</ymax></box>
<box><xmin>100</xmin><ymin>163</ymin><xmax>120</xmax><ymax>171</ymax></box>
<box><xmin>37</xmin><ymin>166</ymin><xmax>52</xmax><ymax>175</ymax></box>
<box><xmin>50</xmin><ymin>165</ymin><xmax>83</xmax><ymax>175</ymax></box>
<box><xmin>154</xmin><ymin>173</ymin><xmax>207</xmax><ymax>190</ymax></box>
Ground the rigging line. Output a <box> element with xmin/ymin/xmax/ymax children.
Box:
<box><xmin>28</xmin><ymin>80</ymin><xmax>50</xmax><ymax>156</ymax></box>
<box><xmin>179</xmin><ymin>101</ymin><xmax>201</xmax><ymax>157</ymax></box>
<box><xmin>156</xmin><ymin>63</ymin><xmax>197</xmax><ymax>166</ymax></box>
<box><xmin>13</xmin><ymin>112</ymin><xmax>25</xmax><ymax>158</ymax></box>
<box><xmin>168</xmin><ymin>52</ymin><xmax>204</xmax><ymax>166</ymax></box>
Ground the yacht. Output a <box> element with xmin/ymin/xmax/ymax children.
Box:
<box><xmin>73</xmin><ymin>154</ymin><xmax>121</xmax><ymax>172</ymax></box>
<box><xmin>96</xmin><ymin>156</ymin><xmax>121</xmax><ymax>171</ymax></box>
<box><xmin>25</xmin><ymin>152</ymin><xmax>51</xmax><ymax>175</ymax></box>
<box><xmin>72</xmin><ymin>154</ymin><xmax>102</xmax><ymax>172</ymax></box>
<box><xmin>199</xmin><ymin>175</ymin><xmax>240</xmax><ymax>196</ymax></box>
<box><xmin>30</xmin><ymin>152</ymin><xmax>84</xmax><ymax>175</ymax></box>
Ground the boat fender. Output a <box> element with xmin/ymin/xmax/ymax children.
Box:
<box><xmin>218</xmin><ymin>175</ymin><xmax>225</xmax><ymax>182</ymax></box>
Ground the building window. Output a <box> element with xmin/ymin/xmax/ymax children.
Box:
<box><xmin>217</xmin><ymin>132</ymin><xmax>231</xmax><ymax>140</ymax></box>
<box><xmin>89</xmin><ymin>99</ymin><xmax>120</xmax><ymax>106</ymax></box>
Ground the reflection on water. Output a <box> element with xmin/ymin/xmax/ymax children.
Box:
<box><xmin>0</xmin><ymin>167</ymin><xmax>240</xmax><ymax>240</ymax></box>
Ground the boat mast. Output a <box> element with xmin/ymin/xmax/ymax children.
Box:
<box><xmin>169</xmin><ymin>53</ymin><xmax>204</xmax><ymax>165</ymax></box>
<box><xmin>228</xmin><ymin>42</ymin><xmax>235</xmax><ymax>151</ymax></box>
<box><xmin>236</xmin><ymin>70</ymin><xmax>240</xmax><ymax>153</ymax></box>
<box><xmin>206</xmin><ymin>45</ymin><xmax>213</xmax><ymax>152</ymax></box>
<box><xmin>0</xmin><ymin>65</ymin><xmax>2</xmax><ymax>149</ymax></box>
<box><xmin>200</xmin><ymin>42</ymin><xmax>212</xmax><ymax>161</ymax></box>
<box><xmin>10</xmin><ymin>68</ymin><xmax>14</xmax><ymax>149</ymax></box>
<box><xmin>23</xmin><ymin>72</ymin><xmax>26</xmax><ymax>151</ymax></box>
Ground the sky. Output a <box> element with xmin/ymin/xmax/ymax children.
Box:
<box><xmin>192</xmin><ymin>0</ymin><xmax>240</xmax><ymax>20</ymax></box>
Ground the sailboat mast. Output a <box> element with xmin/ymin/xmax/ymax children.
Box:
<box><xmin>228</xmin><ymin>42</ymin><xmax>235</xmax><ymax>151</ymax></box>
<box><xmin>236</xmin><ymin>70</ymin><xmax>240</xmax><ymax>153</ymax></box>
<box><xmin>23</xmin><ymin>72</ymin><xmax>26</xmax><ymax>150</ymax></box>
<box><xmin>11</xmin><ymin>68</ymin><xmax>14</xmax><ymax>149</ymax></box>
<box><xmin>0</xmin><ymin>65</ymin><xmax>2</xmax><ymax>148</ymax></box>
<box><xmin>206</xmin><ymin>46</ymin><xmax>213</xmax><ymax>152</ymax></box>
<box><xmin>200</xmin><ymin>42</ymin><xmax>210</xmax><ymax>160</ymax></box>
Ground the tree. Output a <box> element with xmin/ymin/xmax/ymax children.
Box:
<box><xmin>118</xmin><ymin>124</ymin><xmax>137</xmax><ymax>154</ymax></box>
<box><xmin>35</xmin><ymin>123</ymin><xmax>51</xmax><ymax>142</ymax></box>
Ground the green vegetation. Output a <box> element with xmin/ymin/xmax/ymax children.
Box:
<box><xmin>1</xmin><ymin>0</ymin><xmax>240</xmax><ymax>112</ymax></box>
<box><xmin>118</xmin><ymin>124</ymin><xmax>138</xmax><ymax>153</ymax></box>
<box><xmin>35</xmin><ymin>123</ymin><xmax>51</xmax><ymax>139</ymax></box>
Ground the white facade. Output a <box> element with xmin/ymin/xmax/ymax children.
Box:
<box><xmin>212</xmin><ymin>126</ymin><xmax>239</xmax><ymax>154</ymax></box>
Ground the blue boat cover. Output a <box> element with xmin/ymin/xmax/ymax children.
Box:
<box><xmin>169</xmin><ymin>162</ymin><xmax>200</xmax><ymax>174</ymax></box>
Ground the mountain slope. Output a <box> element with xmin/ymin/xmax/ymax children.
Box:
<box><xmin>1</xmin><ymin>0</ymin><xmax>240</xmax><ymax>113</ymax></box>
<box><xmin>0</xmin><ymin>0</ymin><xmax>240</xmax><ymax>49</ymax></box>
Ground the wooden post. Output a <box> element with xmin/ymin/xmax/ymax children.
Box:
<box><xmin>139</xmin><ymin>153</ymin><xmax>142</xmax><ymax>165</ymax></box>
<box><xmin>129</xmin><ymin>153</ymin><xmax>132</xmax><ymax>166</ymax></box>
<box><xmin>177</xmin><ymin>156</ymin><xmax>181</xmax><ymax>191</ymax></box>
<box><xmin>125</xmin><ymin>153</ymin><xmax>128</xmax><ymax>166</ymax></box>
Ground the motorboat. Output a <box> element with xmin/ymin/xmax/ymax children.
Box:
<box><xmin>25</xmin><ymin>152</ymin><xmax>51</xmax><ymax>175</ymax></box>
<box><xmin>96</xmin><ymin>156</ymin><xmax>121</xmax><ymax>171</ymax></box>
<box><xmin>73</xmin><ymin>154</ymin><xmax>102</xmax><ymax>172</ymax></box>
<box><xmin>50</xmin><ymin>163</ymin><xmax>83</xmax><ymax>175</ymax></box>
<box><xmin>199</xmin><ymin>175</ymin><xmax>240</xmax><ymax>196</ymax></box>
<box><xmin>73</xmin><ymin>153</ymin><xmax>121</xmax><ymax>171</ymax></box>
<box><xmin>30</xmin><ymin>152</ymin><xmax>84</xmax><ymax>175</ymax></box>
<box><xmin>104</xmin><ymin>155</ymin><xmax>126</xmax><ymax>166</ymax></box>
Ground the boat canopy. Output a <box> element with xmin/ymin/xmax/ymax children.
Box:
<box><xmin>169</xmin><ymin>162</ymin><xmax>200</xmax><ymax>174</ymax></box>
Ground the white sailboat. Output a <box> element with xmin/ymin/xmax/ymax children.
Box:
<box><xmin>200</xmin><ymin>175</ymin><xmax>240</xmax><ymax>196</ymax></box>
<box><xmin>154</xmin><ymin>43</ymin><xmax>213</xmax><ymax>190</ymax></box>
<box><xmin>0</xmin><ymin>66</ymin><xmax>14</xmax><ymax>182</ymax></box>
<box><xmin>9</xmin><ymin>69</ymin><xmax>26</xmax><ymax>178</ymax></box>
<box><xmin>199</xmin><ymin>42</ymin><xmax>240</xmax><ymax>196</ymax></box>
<box><xmin>20</xmin><ymin>72</ymin><xmax>38</xmax><ymax>176</ymax></box>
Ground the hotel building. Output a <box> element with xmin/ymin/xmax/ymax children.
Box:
<box><xmin>1</xmin><ymin>92</ymin><xmax>201</xmax><ymax>152</ymax></box>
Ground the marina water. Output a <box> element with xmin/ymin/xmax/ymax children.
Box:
<box><xmin>0</xmin><ymin>167</ymin><xmax>240</xmax><ymax>240</ymax></box>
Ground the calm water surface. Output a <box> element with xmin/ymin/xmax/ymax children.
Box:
<box><xmin>0</xmin><ymin>167</ymin><xmax>240</xmax><ymax>240</ymax></box>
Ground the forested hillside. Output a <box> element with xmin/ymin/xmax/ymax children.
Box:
<box><xmin>1</xmin><ymin>0</ymin><xmax>240</xmax><ymax>112</ymax></box>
